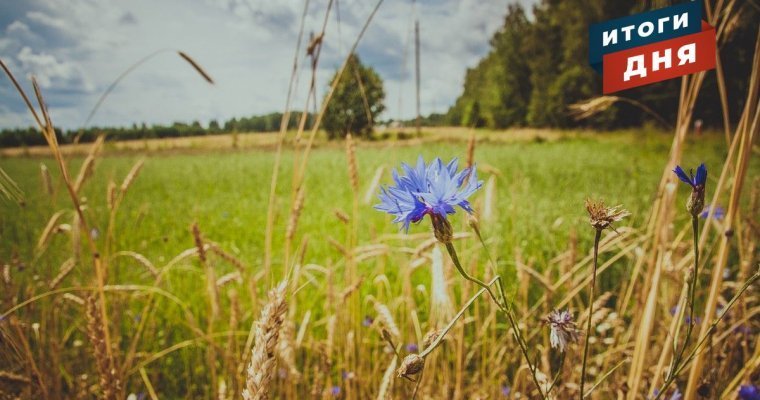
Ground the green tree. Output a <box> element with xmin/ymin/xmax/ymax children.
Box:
<box><xmin>323</xmin><ymin>54</ymin><xmax>385</xmax><ymax>139</ymax></box>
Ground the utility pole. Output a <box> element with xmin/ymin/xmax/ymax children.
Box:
<box><xmin>415</xmin><ymin>19</ymin><xmax>421</xmax><ymax>137</ymax></box>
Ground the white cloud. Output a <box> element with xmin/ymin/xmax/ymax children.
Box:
<box><xmin>6</xmin><ymin>20</ymin><xmax>32</xmax><ymax>35</ymax></box>
<box><xmin>26</xmin><ymin>11</ymin><xmax>68</xmax><ymax>31</ymax></box>
<box><xmin>16</xmin><ymin>46</ymin><xmax>94</xmax><ymax>91</ymax></box>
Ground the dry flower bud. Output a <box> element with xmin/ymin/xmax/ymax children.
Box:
<box><xmin>397</xmin><ymin>354</ymin><xmax>424</xmax><ymax>379</ymax></box>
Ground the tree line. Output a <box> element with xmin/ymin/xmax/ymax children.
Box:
<box><xmin>446</xmin><ymin>0</ymin><xmax>758</xmax><ymax>129</ymax></box>
<box><xmin>0</xmin><ymin>112</ymin><xmax>314</xmax><ymax>147</ymax></box>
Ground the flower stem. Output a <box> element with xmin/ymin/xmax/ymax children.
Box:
<box><xmin>443</xmin><ymin>242</ymin><xmax>546</xmax><ymax>399</ymax></box>
<box><xmin>667</xmin><ymin>216</ymin><xmax>700</xmax><ymax>380</ymax></box>
<box><xmin>580</xmin><ymin>229</ymin><xmax>601</xmax><ymax>400</ymax></box>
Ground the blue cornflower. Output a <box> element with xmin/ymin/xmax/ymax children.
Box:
<box><xmin>699</xmin><ymin>205</ymin><xmax>724</xmax><ymax>220</ymax></box>
<box><xmin>740</xmin><ymin>385</ymin><xmax>760</xmax><ymax>400</ymax></box>
<box><xmin>375</xmin><ymin>156</ymin><xmax>482</xmax><ymax>239</ymax></box>
<box><xmin>673</xmin><ymin>163</ymin><xmax>707</xmax><ymax>216</ymax></box>
<box><xmin>331</xmin><ymin>386</ymin><xmax>341</xmax><ymax>396</ymax></box>
<box><xmin>673</xmin><ymin>163</ymin><xmax>707</xmax><ymax>188</ymax></box>
<box><xmin>405</xmin><ymin>343</ymin><xmax>419</xmax><ymax>353</ymax></box>
<box><xmin>501</xmin><ymin>385</ymin><xmax>511</xmax><ymax>396</ymax></box>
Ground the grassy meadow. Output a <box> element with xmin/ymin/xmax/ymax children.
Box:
<box><xmin>1</xmin><ymin>128</ymin><xmax>758</xmax><ymax>399</ymax></box>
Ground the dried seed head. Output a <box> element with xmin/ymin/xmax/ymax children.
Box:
<box><xmin>545</xmin><ymin>309</ymin><xmax>580</xmax><ymax>353</ymax></box>
<box><xmin>334</xmin><ymin>208</ymin><xmax>350</xmax><ymax>224</ymax></box>
<box><xmin>396</xmin><ymin>354</ymin><xmax>424</xmax><ymax>379</ymax></box>
<box><xmin>107</xmin><ymin>181</ymin><xmax>117</xmax><ymax>211</ymax></box>
<box><xmin>191</xmin><ymin>223</ymin><xmax>206</xmax><ymax>263</ymax></box>
<box><xmin>243</xmin><ymin>280</ymin><xmax>288</xmax><ymax>400</ymax></box>
<box><xmin>375</xmin><ymin>303</ymin><xmax>400</xmax><ymax>338</ymax></box>
<box><xmin>85</xmin><ymin>296</ymin><xmax>121</xmax><ymax>400</ymax></box>
<box><xmin>120</xmin><ymin>159</ymin><xmax>144</xmax><ymax>193</ymax></box>
<box><xmin>585</xmin><ymin>199</ymin><xmax>629</xmax><ymax>232</ymax></box>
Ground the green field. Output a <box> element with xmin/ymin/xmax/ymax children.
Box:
<box><xmin>0</xmin><ymin>129</ymin><xmax>755</xmax><ymax>398</ymax></box>
<box><xmin>1</xmin><ymin>130</ymin><xmax>733</xmax><ymax>264</ymax></box>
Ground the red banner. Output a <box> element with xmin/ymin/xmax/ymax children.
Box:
<box><xmin>602</xmin><ymin>22</ymin><xmax>715</xmax><ymax>94</ymax></box>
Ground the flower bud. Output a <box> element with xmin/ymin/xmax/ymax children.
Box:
<box><xmin>687</xmin><ymin>184</ymin><xmax>705</xmax><ymax>217</ymax></box>
<box><xmin>430</xmin><ymin>213</ymin><xmax>453</xmax><ymax>244</ymax></box>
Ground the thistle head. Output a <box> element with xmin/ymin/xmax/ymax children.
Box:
<box><xmin>545</xmin><ymin>309</ymin><xmax>580</xmax><ymax>353</ymax></box>
<box><xmin>585</xmin><ymin>198</ymin><xmax>630</xmax><ymax>232</ymax></box>
<box><xmin>673</xmin><ymin>163</ymin><xmax>707</xmax><ymax>217</ymax></box>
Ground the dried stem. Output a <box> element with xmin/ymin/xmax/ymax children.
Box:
<box><xmin>580</xmin><ymin>228</ymin><xmax>601</xmax><ymax>399</ymax></box>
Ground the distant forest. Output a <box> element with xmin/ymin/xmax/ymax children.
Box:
<box><xmin>445</xmin><ymin>0</ymin><xmax>759</xmax><ymax>129</ymax></box>
<box><xmin>0</xmin><ymin>112</ymin><xmax>314</xmax><ymax>147</ymax></box>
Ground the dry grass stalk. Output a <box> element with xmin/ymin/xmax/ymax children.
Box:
<box><xmin>0</xmin><ymin>167</ymin><xmax>23</xmax><ymax>204</ymax></box>
<box><xmin>334</xmin><ymin>208</ymin><xmax>350</xmax><ymax>224</ymax></box>
<box><xmin>36</xmin><ymin>210</ymin><xmax>66</xmax><ymax>254</ymax></box>
<box><xmin>243</xmin><ymin>280</ymin><xmax>288</xmax><ymax>400</ymax></box>
<box><xmin>339</xmin><ymin>276</ymin><xmax>364</xmax><ymax>302</ymax></box>
<box><xmin>363</xmin><ymin>165</ymin><xmax>385</xmax><ymax>205</ymax></box>
<box><xmin>49</xmin><ymin>258</ymin><xmax>76</xmax><ymax>289</ymax></box>
<box><xmin>262</xmin><ymin>0</ymin><xmax>326</xmax><ymax>285</ymax></box>
<box><xmin>2</xmin><ymin>55</ymin><xmax>116</xmax><ymax>377</ymax></box>
<box><xmin>286</xmin><ymin>187</ymin><xmax>305</xmax><ymax>241</ymax></box>
<box><xmin>276</xmin><ymin>320</ymin><xmax>301</xmax><ymax>380</ymax></box>
<box><xmin>120</xmin><ymin>159</ymin><xmax>144</xmax><ymax>194</ymax></box>
<box><xmin>0</xmin><ymin>370</ymin><xmax>30</xmax><ymax>384</ymax></box>
<box><xmin>483</xmin><ymin>175</ymin><xmax>496</xmax><ymax>223</ymax></box>
<box><xmin>376</xmin><ymin>355</ymin><xmax>397</xmax><ymax>400</ymax></box>
<box><xmin>684</xmin><ymin>30</ymin><xmax>760</xmax><ymax>397</ymax></box>
<box><xmin>39</xmin><ymin>163</ymin><xmax>53</xmax><ymax>197</ymax></box>
<box><xmin>208</xmin><ymin>243</ymin><xmax>248</xmax><ymax>274</ymax></box>
<box><xmin>193</xmin><ymin>223</ymin><xmax>220</xmax><ymax>394</ymax></box>
<box><xmin>73</xmin><ymin>135</ymin><xmax>104</xmax><ymax>194</ymax></box>
<box><xmin>62</xmin><ymin>293</ymin><xmax>85</xmax><ymax>306</ymax></box>
<box><xmin>112</xmin><ymin>251</ymin><xmax>159</xmax><ymax>277</ymax></box>
<box><xmin>466</xmin><ymin>129</ymin><xmax>476</xmax><ymax>168</ymax></box>
<box><xmin>430</xmin><ymin>246</ymin><xmax>454</xmax><ymax>328</ymax></box>
<box><xmin>192</xmin><ymin>223</ymin><xmax>208</xmax><ymax>264</ymax></box>
<box><xmin>107</xmin><ymin>181</ymin><xmax>116</xmax><ymax>211</ymax></box>
<box><xmin>346</xmin><ymin>133</ymin><xmax>360</xmax><ymax>193</ymax></box>
<box><xmin>374</xmin><ymin>301</ymin><xmax>400</xmax><ymax>338</ymax></box>
<box><xmin>216</xmin><ymin>271</ymin><xmax>242</xmax><ymax>288</ymax></box>
<box><xmin>85</xmin><ymin>296</ymin><xmax>121</xmax><ymax>400</ymax></box>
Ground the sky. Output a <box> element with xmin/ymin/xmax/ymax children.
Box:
<box><xmin>0</xmin><ymin>0</ymin><xmax>536</xmax><ymax>130</ymax></box>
